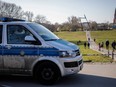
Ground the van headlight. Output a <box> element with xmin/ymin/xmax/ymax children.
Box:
<box><xmin>59</xmin><ymin>51</ymin><xmax>77</xmax><ymax>58</ymax></box>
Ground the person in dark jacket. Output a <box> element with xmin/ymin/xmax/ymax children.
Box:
<box><xmin>101</xmin><ymin>42</ymin><xmax>104</xmax><ymax>51</ymax></box>
<box><xmin>111</xmin><ymin>40</ymin><xmax>116</xmax><ymax>51</ymax></box>
<box><xmin>105</xmin><ymin>40</ymin><xmax>109</xmax><ymax>49</ymax></box>
<box><xmin>84</xmin><ymin>42</ymin><xmax>87</xmax><ymax>49</ymax></box>
<box><xmin>98</xmin><ymin>43</ymin><xmax>101</xmax><ymax>51</ymax></box>
<box><xmin>87</xmin><ymin>42</ymin><xmax>90</xmax><ymax>49</ymax></box>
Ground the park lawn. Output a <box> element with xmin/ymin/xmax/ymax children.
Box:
<box><xmin>91</xmin><ymin>30</ymin><xmax>116</xmax><ymax>49</ymax></box>
<box><xmin>83</xmin><ymin>56</ymin><xmax>112</xmax><ymax>62</ymax></box>
<box><xmin>55</xmin><ymin>31</ymin><xmax>86</xmax><ymax>44</ymax></box>
<box><xmin>78</xmin><ymin>45</ymin><xmax>111</xmax><ymax>62</ymax></box>
<box><xmin>55</xmin><ymin>31</ymin><xmax>112</xmax><ymax>62</ymax></box>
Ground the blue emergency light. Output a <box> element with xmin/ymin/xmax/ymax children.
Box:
<box><xmin>0</xmin><ymin>17</ymin><xmax>25</xmax><ymax>22</ymax></box>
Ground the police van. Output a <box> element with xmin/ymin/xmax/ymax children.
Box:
<box><xmin>0</xmin><ymin>17</ymin><xmax>83</xmax><ymax>85</ymax></box>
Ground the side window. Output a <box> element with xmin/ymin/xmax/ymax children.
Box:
<box><xmin>7</xmin><ymin>25</ymin><xmax>36</xmax><ymax>44</ymax></box>
<box><xmin>0</xmin><ymin>25</ymin><xmax>3</xmax><ymax>44</ymax></box>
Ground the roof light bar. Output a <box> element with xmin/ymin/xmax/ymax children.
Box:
<box><xmin>0</xmin><ymin>17</ymin><xmax>25</xmax><ymax>22</ymax></box>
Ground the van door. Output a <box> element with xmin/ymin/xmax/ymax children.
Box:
<box><xmin>3</xmin><ymin>25</ymin><xmax>40</xmax><ymax>73</ymax></box>
<box><xmin>0</xmin><ymin>25</ymin><xmax>3</xmax><ymax>70</ymax></box>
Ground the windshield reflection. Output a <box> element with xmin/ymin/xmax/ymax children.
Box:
<box><xmin>28</xmin><ymin>23</ymin><xmax>59</xmax><ymax>41</ymax></box>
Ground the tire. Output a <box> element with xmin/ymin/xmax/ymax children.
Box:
<box><xmin>34</xmin><ymin>62</ymin><xmax>61</xmax><ymax>85</ymax></box>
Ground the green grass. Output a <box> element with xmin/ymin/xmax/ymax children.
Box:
<box><xmin>55</xmin><ymin>31</ymin><xmax>86</xmax><ymax>44</ymax></box>
<box><xmin>83</xmin><ymin>56</ymin><xmax>112</xmax><ymax>62</ymax></box>
<box><xmin>91</xmin><ymin>30</ymin><xmax>116</xmax><ymax>49</ymax></box>
<box><xmin>55</xmin><ymin>31</ymin><xmax>112</xmax><ymax>62</ymax></box>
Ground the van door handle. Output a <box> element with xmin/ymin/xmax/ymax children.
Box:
<box><xmin>5</xmin><ymin>45</ymin><xmax>12</xmax><ymax>49</ymax></box>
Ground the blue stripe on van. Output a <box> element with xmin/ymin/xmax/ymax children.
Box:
<box><xmin>39</xmin><ymin>48</ymin><xmax>59</xmax><ymax>56</ymax></box>
<box><xmin>3</xmin><ymin>46</ymin><xmax>59</xmax><ymax>56</ymax></box>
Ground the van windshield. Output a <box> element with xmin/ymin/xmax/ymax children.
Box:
<box><xmin>27</xmin><ymin>23</ymin><xmax>59</xmax><ymax>41</ymax></box>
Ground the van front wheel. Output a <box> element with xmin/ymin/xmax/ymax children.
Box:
<box><xmin>34</xmin><ymin>62</ymin><xmax>60</xmax><ymax>85</ymax></box>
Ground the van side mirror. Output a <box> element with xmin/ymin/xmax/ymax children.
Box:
<box><xmin>25</xmin><ymin>35</ymin><xmax>42</xmax><ymax>45</ymax></box>
<box><xmin>25</xmin><ymin>35</ymin><xmax>36</xmax><ymax>42</ymax></box>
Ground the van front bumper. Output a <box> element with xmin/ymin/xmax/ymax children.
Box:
<box><xmin>59</xmin><ymin>55</ymin><xmax>83</xmax><ymax>76</ymax></box>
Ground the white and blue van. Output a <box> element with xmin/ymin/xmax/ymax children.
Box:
<box><xmin>0</xmin><ymin>17</ymin><xmax>83</xmax><ymax>85</ymax></box>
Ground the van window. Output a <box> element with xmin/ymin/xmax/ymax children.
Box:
<box><xmin>7</xmin><ymin>25</ymin><xmax>36</xmax><ymax>44</ymax></box>
<box><xmin>0</xmin><ymin>25</ymin><xmax>3</xmax><ymax>44</ymax></box>
<box><xmin>28</xmin><ymin>23</ymin><xmax>59</xmax><ymax>41</ymax></box>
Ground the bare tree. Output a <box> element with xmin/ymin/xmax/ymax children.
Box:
<box><xmin>89</xmin><ymin>21</ymin><xmax>97</xmax><ymax>30</ymax></box>
<box><xmin>54</xmin><ymin>22</ymin><xmax>60</xmax><ymax>32</ymax></box>
<box><xmin>34</xmin><ymin>15</ymin><xmax>47</xmax><ymax>24</ymax></box>
<box><xmin>60</xmin><ymin>22</ymin><xmax>71</xmax><ymax>31</ymax></box>
<box><xmin>68</xmin><ymin>16</ymin><xmax>80</xmax><ymax>31</ymax></box>
<box><xmin>68</xmin><ymin>16</ymin><xmax>79</xmax><ymax>24</ymax></box>
<box><xmin>24</xmin><ymin>11</ymin><xmax>33</xmax><ymax>22</ymax></box>
<box><xmin>0</xmin><ymin>0</ymin><xmax>23</xmax><ymax>18</ymax></box>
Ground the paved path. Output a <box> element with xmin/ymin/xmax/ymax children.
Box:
<box><xmin>86</xmin><ymin>31</ymin><xmax>116</xmax><ymax>61</ymax></box>
<box><xmin>80</xmin><ymin>63</ymin><xmax>116</xmax><ymax>79</ymax></box>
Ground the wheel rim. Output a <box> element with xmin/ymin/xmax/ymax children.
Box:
<box><xmin>41</xmin><ymin>68</ymin><xmax>54</xmax><ymax>80</ymax></box>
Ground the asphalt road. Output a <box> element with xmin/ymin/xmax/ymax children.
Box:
<box><xmin>0</xmin><ymin>63</ymin><xmax>116</xmax><ymax>87</ymax></box>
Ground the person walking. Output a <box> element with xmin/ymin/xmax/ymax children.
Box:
<box><xmin>101</xmin><ymin>42</ymin><xmax>104</xmax><ymax>51</ymax></box>
<box><xmin>94</xmin><ymin>38</ymin><xmax>96</xmax><ymax>42</ymax></box>
<box><xmin>111</xmin><ymin>40</ymin><xmax>116</xmax><ymax>51</ymax></box>
<box><xmin>105</xmin><ymin>40</ymin><xmax>109</xmax><ymax>50</ymax></box>
<box><xmin>87</xmin><ymin>42</ymin><xmax>90</xmax><ymax>49</ymax></box>
<box><xmin>98</xmin><ymin>43</ymin><xmax>101</xmax><ymax>51</ymax></box>
<box><xmin>88</xmin><ymin>38</ymin><xmax>90</xmax><ymax>42</ymax></box>
<box><xmin>111</xmin><ymin>40</ymin><xmax>116</xmax><ymax>60</ymax></box>
<box><xmin>84</xmin><ymin>42</ymin><xmax>87</xmax><ymax>49</ymax></box>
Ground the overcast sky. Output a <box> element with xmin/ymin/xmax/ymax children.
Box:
<box><xmin>2</xmin><ymin>0</ymin><xmax>116</xmax><ymax>24</ymax></box>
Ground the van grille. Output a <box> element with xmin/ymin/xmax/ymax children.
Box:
<box><xmin>64</xmin><ymin>59</ymin><xmax>83</xmax><ymax>68</ymax></box>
